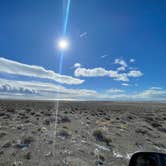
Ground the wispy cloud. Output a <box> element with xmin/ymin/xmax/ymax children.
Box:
<box><xmin>0</xmin><ymin>57</ymin><xmax>84</xmax><ymax>85</ymax></box>
<box><xmin>101</xmin><ymin>54</ymin><xmax>109</xmax><ymax>58</ymax></box>
<box><xmin>98</xmin><ymin>88</ymin><xmax>166</xmax><ymax>101</ymax></box>
<box><xmin>0</xmin><ymin>78</ymin><xmax>96</xmax><ymax>99</ymax></box>
<box><xmin>106</xmin><ymin>88</ymin><xmax>124</xmax><ymax>93</ymax></box>
<box><xmin>0</xmin><ymin>78</ymin><xmax>165</xmax><ymax>101</ymax></box>
<box><xmin>80</xmin><ymin>32</ymin><xmax>87</xmax><ymax>38</ymax></box>
<box><xmin>0</xmin><ymin>57</ymin><xmax>162</xmax><ymax>101</ymax></box>
<box><xmin>0</xmin><ymin>80</ymin><xmax>37</xmax><ymax>94</ymax></box>
<box><xmin>121</xmin><ymin>83</ymin><xmax>129</xmax><ymax>86</ymax></box>
<box><xmin>134</xmin><ymin>88</ymin><xmax>166</xmax><ymax>100</ymax></box>
<box><xmin>150</xmin><ymin>87</ymin><xmax>162</xmax><ymax>90</ymax></box>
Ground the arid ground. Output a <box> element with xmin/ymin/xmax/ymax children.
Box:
<box><xmin>0</xmin><ymin>100</ymin><xmax>166</xmax><ymax>166</ymax></box>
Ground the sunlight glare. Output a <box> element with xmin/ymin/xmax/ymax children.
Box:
<box><xmin>57</xmin><ymin>38</ymin><xmax>69</xmax><ymax>50</ymax></box>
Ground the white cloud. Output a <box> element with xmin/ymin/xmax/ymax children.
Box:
<box><xmin>73</xmin><ymin>58</ymin><xmax>143</xmax><ymax>82</ymax></box>
<box><xmin>101</xmin><ymin>54</ymin><xmax>109</xmax><ymax>58</ymax></box>
<box><xmin>134</xmin><ymin>89</ymin><xmax>166</xmax><ymax>100</ymax></box>
<box><xmin>117</xmin><ymin>66</ymin><xmax>126</xmax><ymax>71</ymax></box>
<box><xmin>0</xmin><ymin>78</ymin><xmax>97</xmax><ymax>99</ymax></box>
<box><xmin>106</xmin><ymin>88</ymin><xmax>124</xmax><ymax>93</ymax></box>
<box><xmin>130</xmin><ymin>59</ymin><xmax>135</xmax><ymax>63</ymax></box>
<box><xmin>74</xmin><ymin>67</ymin><xmax>109</xmax><ymax>77</ymax></box>
<box><xmin>99</xmin><ymin>88</ymin><xmax>166</xmax><ymax>101</ymax></box>
<box><xmin>80</xmin><ymin>32</ymin><xmax>87</xmax><ymax>38</ymax></box>
<box><xmin>0</xmin><ymin>57</ymin><xmax>84</xmax><ymax>85</ymax></box>
<box><xmin>74</xmin><ymin>63</ymin><xmax>81</xmax><ymax>68</ymax></box>
<box><xmin>74</xmin><ymin>67</ymin><xmax>129</xmax><ymax>81</ymax></box>
<box><xmin>128</xmin><ymin>70</ymin><xmax>143</xmax><ymax>77</ymax></box>
<box><xmin>74</xmin><ymin>66</ymin><xmax>144</xmax><ymax>82</ymax></box>
<box><xmin>114</xmin><ymin>59</ymin><xmax>127</xmax><ymax>68</ymax></box>
<box><xmin>114</xmin><ymin>73</ymin><xmax>129</xmax><ymax>82</ymax></box>
<box><xmin>0</xmin><ymin>78</ymin><xmax>165</xmax><ymax>101</ymax></box>
<box><xmin>122</xmin><ymin>83</ymin><xmax>129</xmax><ymax>86</ymax></box>
<box><xmin>0</xmin><ymin>82</ymin><xmax>37</xmax><ymax>94</ymax></box>
<box><xmin>150</xmin><ymin>87</ymin><xmax>162</xmax><ymax>90</ymax></box>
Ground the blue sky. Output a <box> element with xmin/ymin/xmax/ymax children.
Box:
<box><xmin>0</xmin><ymin>0</ymin><xmax>165</xmax><ymax>100</ymax></box>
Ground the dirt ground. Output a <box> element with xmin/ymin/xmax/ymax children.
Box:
<box><xmin>0</xmin><ymin>100</ymin><xmax>166</xmax><ymax>166</ymax></box>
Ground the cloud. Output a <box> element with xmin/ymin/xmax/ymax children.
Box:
<box><xmin>150</xmin><ymin>87</ymin><xmax>162</xmax><ymax>90</ymax></box>
<box><xmin>0</xmin><ymin>78</ymin><xmax>97</xmax><ymax>99</ymax></box>
<box><xmin>121</xmin><ymin>83</ymin><xmax>129</xmax><ymax>86</ymax></box>
<box><xmin>117</xmin><ymin>66</ymin><xmax>126</xmax><ymax>71</ymax></box>
<box><xmin>114</xmin><ymin>73</ymin><xmax>129</xmax><ymax>82</ymax></box>
<box><xmin>114</xmin><ymin>59</ymin><xmax>127</xmax><ymax>68</ymax></box>
<box><xmin>0</xmin><ymin>82</ymin><xmax>37</xmax><ymax>94</ymax></box>
<box><xmin>80</xmin><ymin>32</ymin><xmax>87</xmax><ymax>38</ymax></box>
<box><xmin>74</xmin><ymin>66</ymin><xmax>143</xmax><ymax>82</ymax></box>
<box><xmin>74</xmin><ymin>67</ymin><xmax>109</xmax><ymax>77</ymax></box>
<box><xmin>130</xmin><ymin>59</ymin><xmax>135</xmax><ymax>63</ymax></box>
<box><xmin>134</xmin><ymin>88</ymin><xmax>166</xmax><ymax>100</ymax></box>
<box><xmin>99</xmin><ymin>88</ymin><xmax>166</xmax><ymax>101</ymax></box>
<box><xmin>74</xmin><ymin>63</ymin><xmax>81</xmax><ymax>68</ymax></box>
<box><xmin>74</xmin><ymin>67</ymin><xmax>129</xmax><ymax>81</ymax></box>
<box><xmin>0</xmin><ymin>78</ymin><xmax>165</xmax><ymax>101</ymax></box>
<box><xmin>127</xmin><ymin>70</ymin><xmax>143</xmax><ymax>77</ymax></box>
<box><xmin>101</xmin><ymin>54</ymin><xmax>109</xmax><ymax>58</ymax></box>
<box><xmin>106</xmin><ymin>88</ymin><xmax>124</xmax><ymax>93</ymax></box>
<box><xmin>0</xmin><ymin>57</ymin><xmax>84</xmax><ymax>85</ymax></box>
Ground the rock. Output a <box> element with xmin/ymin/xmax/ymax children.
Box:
<box><xmin>44</xmin><ymin>151</ymin><xmax>53</xmax><ymax>157</ymax></box>
<box><xmin>12</xmin><ymin>161</ymin><xmax>23</xmax><ymax>166</ymax></box>
<box><xmin>41</xmin><ymin>127</ymin><xmax>47</xmax><ymax>133</ymax></box>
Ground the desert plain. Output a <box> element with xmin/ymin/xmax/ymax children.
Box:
<box><xmin>0</xmin><ymin>100</ymin><xmax>165</xmax><ymax>166</ymax></box>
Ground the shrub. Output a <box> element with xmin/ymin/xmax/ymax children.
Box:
<box><xmin>93</xmin><ymin>129</ymin><xmax>112</xmax><ymax>146</ymax></box>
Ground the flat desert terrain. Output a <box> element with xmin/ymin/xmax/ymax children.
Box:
<box><xmin>0</xmin><ymin>100</ymin><xmax>166</xmax><ymax>166</ymax></box>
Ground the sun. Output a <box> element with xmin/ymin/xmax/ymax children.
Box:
<box><xmin>57</xmin><ymin>38</ymin><xmax>69</xmax><ymax>50</ymax></box>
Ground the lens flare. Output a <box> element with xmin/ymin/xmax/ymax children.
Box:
<box><xmin>57</xmin><ymin>38</ymin><xmax>69</xmax><ymax>50</ymax></box>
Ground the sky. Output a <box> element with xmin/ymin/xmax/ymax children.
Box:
<box><xmin>0</xmin><ymin>0</ymin><xmax>166</xmax><ymax>100</ymax></box>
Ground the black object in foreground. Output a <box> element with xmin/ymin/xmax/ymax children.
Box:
<box><xmin>129</xmin><ymin>152</ymin><xmax>166</xmax><ymax>166</ymax></box>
